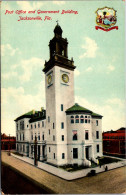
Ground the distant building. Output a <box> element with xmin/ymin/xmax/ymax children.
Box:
<box><xmin>1</xmin><ymin>133</ymin><xmax>16</xmax><ymax>150</ymax></box>
<box><xmin>15</xmin><ymin>24</ymin><xmax>103</xmax><ymax>167</ymax></box>
<box><xmin>103</xmin><ymin>127</ymin><xmax>126</xmax><ymax>158</ymax></box>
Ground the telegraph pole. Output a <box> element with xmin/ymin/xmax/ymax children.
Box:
<box><xmin>34</xmin><ymin>135</ymin><xmax>37</xmax><ymax>166</ymax></box>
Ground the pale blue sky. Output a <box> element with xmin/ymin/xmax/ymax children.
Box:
<box><xmin>1</xmin><ymin>1</ymin><xmax>125</xmax><ymax>136</ymax></box>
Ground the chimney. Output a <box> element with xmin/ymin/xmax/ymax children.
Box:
<box><xmin>32</xmin><ymin>109</ymin><xmax>35</xmax><ymax>114</ymax></box>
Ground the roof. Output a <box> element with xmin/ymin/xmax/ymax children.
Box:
<box><xmin>66</xmin><ymin>103</ymin><xmax>103</xmax><ymax>118</ymax></box>
<box><xmin>14</xmin><ymin>109</ymin><xmax>46</xmax><ymax>122</ymax></box>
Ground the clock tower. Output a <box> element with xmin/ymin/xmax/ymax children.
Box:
<box><xmin>43</xmin><ymin>23</ymin><xmax>76</xmax><ymax>165</ymax></box>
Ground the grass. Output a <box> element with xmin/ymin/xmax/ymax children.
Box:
<box><xmin>98</xmin><ymin>156</ymin><xmax>121</xmax><ymax>166</ymax></box>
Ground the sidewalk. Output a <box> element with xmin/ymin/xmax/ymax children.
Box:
<box><xmin>1</xmin><ymin>151</ymin><xmax>126</xmax><ymax>194</ymax></box>
<box><xmin>11</xmin><ymin>153</ymin><xmax>126</xmax><ymax>180</ymax></box>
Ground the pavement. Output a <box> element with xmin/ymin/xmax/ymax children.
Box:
<box><xmin>1</xmin><ymin>151</ymin><xmax>126</xmax><ymax>194</ymax></box>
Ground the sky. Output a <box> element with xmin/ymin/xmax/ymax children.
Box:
<box><xmin>1</xmin><ymin>1</ymin><xmax>125</xmax><ymax>136</ymax></box>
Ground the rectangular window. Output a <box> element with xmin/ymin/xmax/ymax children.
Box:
<box><xmin>73</xmin><ymin>130</ymin><xmax>77</xmax><ymax>140</ymax></box>
<box><xmin>42</xmin><ymin>121</ymin><xmax>44</xmax><ymax>127</ymax></box>
<box><xmin>62</xmin><ymin>135</ymin><xmax>64</xmax><ymax>141</ymax></box>
<box><xmin>17</xmin><ymin>134</ymin><xmax>18</xmax><ymax>141</ymax></box>
<box><xmin>71</xmin><ymin>116</ymin><xmax>74</xmax><ymax>124</ymax></box>
<box><xmin>54</xmin><ymin>153</ymin><xmax>55</xmax><ymax>159</ymax></box>
<box><xmin>42</xmin><ymin>134</ymin><xmax>44</xmax><ymax>140</ymax></box>
<box><xmin>88</xmin><ymin>120</ymin><xmax>90</xmax><ymax>123</ymax></box>
<box><xmin>16</xmin><ymin>124</ymin><xmax>18</xmax><ymax>131</ymax></box>
<box><xmin>20</xmin><ymin>134</ymin><xmax>21</xmax><ymax>140</ymax></box>
<box><xmin>85</xmin><ymin>131</ymin><xmax>89</xmax><ymax>140</ymax></box>
<box><xmin>23</xmin><ymin>134</ymin><xmax>24</xmax><ymax>141</ymax></box>
<box><xmin>53</xmin><ymin>135</ymin><xmax>55</xmax><ymax>141</ymax></box>
<box><xmin>31</xmin><ymin>124</ymin><xmax>33</xmax><ymax>129</ymax></box>
<box><xmin>96</xmin><ymin>120</ymin><xmax>98</xmax><ymax>126</ymax></box>
<box><xmin>38</xmin><ymin>135</ymin><xmax>40</xmax><ymax>140</ymax></box>
<box><xmin>73</xmin><ymin>148</ymin><xmax>78</xmax><ymax>159</ymax></box>
<box><xmin>23</xmin><ymin>145</ymin><xmax>25</xmax><ymax>152</ymax></box>
<box><xmin>31</xmin><ymin>145</ymin><xmax>33</xmax><ymax>154</ymax></box>
<box><xmin>62</xmin><ymin>153</ymin><xmax>65</xmax><ymax>159</ymax></box>
<box><xmin>96</xmin><ymin>131</ymin><xmax>99</xmax><ymax>139</ymax></box>
<box><xmin>48</xmin><ymin>116</ymin><xmax>50</xmax><ymax>123</ymax></box>
<box><xmin>53</xmin><ymin>123</ymin><xmax>55</xmax><ymax>129</ymax></box>
<box><xmin>34</xmin><ymin>124</ymin><xmax>36</xmax><ymax>128</ymax></box>
<box><xmin>75</xmin><ymin>115</ymin><xmax>79</xmax><ymax>123</ymax></box>
<box><xmin>97</xmin><ymin>144</ymin><xmax>99</xmax><ymax>153</ymax></box>
<box><xmin>85</xmin><ymin>119</ymin><xmax>87</xmax><ymax>123</ymax></box>
<box><xmin>61</xmin><ymin>122</ymin><xmax>64</xmax><ymax>129</ymax></box>
<box><xmin>61</xmin><ymin>104</ymin><xmax>63</xmax><ymax>111</ymax></box>
<box><xmin>49</xmin><ymin>147</ymin><xmax>51</xmax><ymax>152</ymax></box>
<box><xmin>49</xmin><ymin>129</ymin><xmax>50</xmax><ymax>135</ymax></box>
<box><xmin>31</xmin><ymin>134</ymin><xmax>33</xmax><ymax>140</ymax></box>
<box><xmin>38</xmin><ymin>123</ymin><xmax>40</xmax><ymax>128</ymax></box>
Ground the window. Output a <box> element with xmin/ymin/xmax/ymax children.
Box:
<box><xmin>96</xmin><ymin>131</ymin><xmax>99</xmax><ymax>139</ymax></box>
<box><xmin>27</xmin><ymin>125</ymin><xmax>28</xmax><ymax>128</ymax></box>
<box><xmin>49</xmin><ymin>147</ymin><xmax>51</xmax><ymax>152</ymax></box>
<box><xmin>85</xmin><ymin>131</ymin><xmax>89</xmax><ymax>140</ymax></box>
<box><xmin>34</xmin><ymin>124</ymin><xmax>36</xmax><ymax>128</ymax></box>
<box><xmin>17</xmin><ymin>134</ymin><xmax>18</xmax><ymax>140</ymax></box>
<box><xmin>20</xmin><ymin>134</ymin><xmax>21</xmax><ymax>140</ymax></box>
<box><xmin>73</xmin><ymin>148</ymin><xmax>78</xmax><ymax>159</ymax></box>
<box><xmin>71</xmin><ymin>116</ymin><xmax>74</xmax><ymax>124</ymax></box>
<box><xmin>31</xmin><ymin>145</ymin><xmax>33</xmax><ymax>154</ymax></box>
<box><xmin>73</xmin><ymin>130</ymin><xmax>77</xmax><ymax>140</ymax></box>
<box><xmin>23</xmin><ymin>134</ymin><xmax>24</xmax><ymax>141</ymax></box>
<box><xmin>53</xmin><ymin>135</ymin><xmax>55</xmax><ymax>141</ymax></box>
<box><xmin>16</xmin><ymin>123</ymin><xmax>18</xmax><ymax>131</ymax></box>
<box><xmin>96</xmin><ymin>120</ymin><xmax>98</xmax><ymax>126</ymax></box>
<box><xmin>54</xmin><ymin>153</ymin><xmax>55</xmax><ymax>159</ymax></box>
<box><xmin>17</xmin><ymin>144</ymin><xmax>19</xmax><ymax>151</ymax></box>
<box><xmin>85</xmin><ymin>119</ymin><xmax>87</xmax><ymax>123</ymax></box>
<box><xmin>31</xmin><ymin>124</ymin><xmax>33</xmax><ymax>129</ymax></box>
<box><xmin>38</xmin><ymin>123</ymin><xmax>40</xmax><ymax>128</ymax></box>
<box><xmin>42</xmin><ymin>134</ymin><xmax>44</xmax><ymax>140</ymax></box>
<box><xmin>88</xmin><ymin>116</ymin><xmax>90</xmax><ymax>118</ymax></box>
<box><xmin>62</xmin><ymin>135</ymin><xmax>64</xmax><ymax>141</ymax></box>
<box><xmin>62</xmin><ymin>153</ymin><xmax>65</xmax><ymax>159</ymax></box>
<box><xmin>85</xmin><ymin>116</ymin><xmax>87</xmax><ymax>118</ymax></box>
<box><xmin>61</xmin><ymin>122</ymin><xmax>64</xmax><ymax>129</ymax></box>
<box><xmin>42</xmin><ymin>121</ymin><xmax>44</xmax><ymax>127</ymax></box>
<box><xmin>31</xmin><ymin>134</ymin><xmax>33</xmax><ymax>140</ymax></box>
<box><xmin>53</xmin><ymin>123</ymin><xmax>55</xmax><ymax>129</ymax></box>
<box><xmin>23</xmin><ymin>145</ymin><xmax>25</xmax><ymax>152</ymax></box>
<box><xmin>75</xmin><ymin>115</ymin><xmax>79</xmax><ymax>123</ymax></box>
<box><xmin>61</xmin><ymin>104</ymin><xmax>63</xmax><ymax>111</ymax></box>
<box><xmin>97</xmin><ymin>144</ymin><xmax>99</xmax><ymax>153</ymax></box>
<box><xmin>38</xmin><ymin>134</ymin><xmax>40</xmax><ymax>140</ymax></box>
<box><xmin>80</xmin><ymin>115</ymin><xmax>84</xmax><ymax>123</ymax></box>
<box><xmin>88</xmin><ymin>120</ymin><xmax>90</xmax><ymax>123</ymax></box>
<box><xmin>48</xmin><ymin>116</ymin><xmax>50</xmax><ymax>123</ymax></box>
<box><xmin>49</xmin><ymin>129</ymin><xmax>50</xmax><ymax>135</ymax></box>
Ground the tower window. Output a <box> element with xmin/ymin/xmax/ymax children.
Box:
<box><xmin>38</xmin><ymin>123</ymin><xmax>40</xmax><ymax>128</ymax></box>
<box><xmin>42</xmin><ymin>134</ymin><xmax>44</xmax><ymax>140</ymax></box>
<box><xmin>62</xmin><ymin>135</ymin><xmax>64</xmax><ymax>141</ymax></box>
<box><xmin>53</xmin><ymin>123</ymin><xmax>55</xmax><ymax>129</ymax></box>
<box><xmin>42</xmin><ymin>121</ymin><xmax>44</xmax><ymax>127</ymax></box>
<box><xmin>61</xmin><ymin>104</ymin><xmax>63</xmax><ymax>111</ymax></box>
<box><xmin>38</xmin><ymin>134</ymin><xmax>40</xmax><ymax>140</ymax></box>
<box><xmin>34</xmin><ymin>124</ymin><xmax>36</xmax><ymax>128</ymax></box>
<box><xmin>80</xmin><ymin>115</ymin><xmax>84</xmax><ymax>123</ymax></box>
<box><xmin>85</xmin><ymin>119</ymin><xmax>87</xmax><ymax>123</ymax></box>
<box><xmin>23</xmin><ymin>134</ymin><xmax>24</xmax><ymax>141</ymax></box>
<box><xmin>61</xmin><ymin>122</ymin><xmax>64</xmax><ymax>129</ymax></box>
<box><xmin>88</xmin><ymin>120</ymin><xmax>90</xmax><ymax>123</ymax></box>
<box><xmin>62</xmin><ymin>153</ymin><xmax>65</xmax><ymax>159</ymax></box>
<box><xmin>75</xmin><ymin>115</ymin><xmax>79</xmax><ymax>123</ymax></box>
<box><xmin>71</xmin><ymin>116</ymin><xmax>74</xmax><ymax>124</ymax></box>
<box><xmin>73</xmin><ymin>148</ymin><xmax>78</xmax><ymax>159</ymax></box>
<box><xmin>54</xmin><ymin>153</ymin><xmax>55</xmax><ymax>159</ymax></box>
<box><xmin>96</xmin><ymin>131</ymin><xmax>99</xmax><ymax>139</ymax></box>
<box><xmin>48</xmin><ymin>116</ymin><xmax>50</xmax><ymax>123</ymax></box>
<box><xmin>49</xmin><ymin>147</ymin><xmax>51</xmax><ymax>152</ymax></box>
<box><xmin>73</xmin><ymin>130</ymin><xmax>77</xmax><ymax>140</ymax></box>
<box><xmin>53</xmin><ymin>135</ymin><xmax>55</xmax><ymax>141</ymax></box>
<box><xmin>97</xmin><ymin>144</ymin><xmax>99</xmax><ymax>153</ymax></box>
<box><xmin>85</xmin><ymin>131</ymin><xmax>89</xmax><ymax>140</ymax></box>
<box><xmin>31</xmin><ymin>124</ymin><xmax>33</xmax><ymax>129</ymax></box>
<box><xmin>49</xmin><ymin>129</ymin><xmax>50</xmax><ymax>135</ymax></box>
<box><xmin>96</xmin><ymin>120</ymin><xmax>98</xmax><ymax>126</ymax></box>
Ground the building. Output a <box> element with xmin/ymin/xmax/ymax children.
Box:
<box><xmin>103</xmin><ymin>127</ymin><xmax>126</xmax><ymax>158</ymax></box>
<box><xmin>15</xmin><ymin>24</ymin><xmax>103</xmax><ymax>167</ymax></box>
<box><xmin>1</xmin><ymin>133</ymin><xmax>16</xmax><ymax>150</ymax></box>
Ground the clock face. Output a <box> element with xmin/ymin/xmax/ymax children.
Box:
<box><xmin>47</xmin><ymin>74</ymin><xmax>52</xmax><ymax>85</ymax></box>
<box><xmin>62</xmin><ymin>74</ymin><xmax>69</xmax><ymax>83</ymax></box>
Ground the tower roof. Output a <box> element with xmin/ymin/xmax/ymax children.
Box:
<box><xmin>54</xmin><ymin>23</ymin><xmax>63</xmax><ymax>36</ymax></box>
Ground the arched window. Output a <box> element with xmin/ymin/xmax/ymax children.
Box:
<box><xmin>75</xmin><ymin>115</ymin><xmax>79</xmax><ymax>123</ymax></box>
<box><xmin>80</xmin><ymin>115</ymin><xmax>84</xmax><ymax>123</ymax></box>
<box><xmin>71</xmin><ymin>116</ymin><xmax>74</xmax><ymax>124</ymax></box>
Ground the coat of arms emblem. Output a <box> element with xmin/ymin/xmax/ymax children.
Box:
<box><xmin>95</xmin><ymin>7</ymin><xmax>118</xmax><ymax>31</ymax></box>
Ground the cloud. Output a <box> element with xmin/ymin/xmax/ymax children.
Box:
<box><xmin>17</xmin><ymin>1</ymin><xmax>44</xmax><ymax>11</ymax></box>
<box><xmin>85</xmin><ymin>67</ymin><xmax>93</xmax><ymax>72</ymax></box>
<box><xmin>74</xmin><ymin>69</ymin><xmax>80</xmax><ymax>77</ymax></box>
<box><xmin>1</xmin><ymin>81</ymin><xmax>45</xmax><ymax>136</ymax></box>
<box><xmin>107</xmin><ymin>64</ymin><xmax>115</xmax><ymax>73</ymax></box>
<box><xmin>2</xmin><ymin>72</ymin><xmax>18</xmax><ymax>80</ymax></box>
<box><xmin>106</xmin><ymin>98</ymin><xmax>124</xmax><ymax>108</ymax></box>
<box><xmin>79</xmin><ymin>37</ymin><xmax>98</xmax><ymax>59</ymax></box>
<box><xmin>53</xmin><ymin>1</ymin><xmax>65</xmax><ymax>5</ymax></box>
<box><xmin>1</xmin><ymin>44</ymin><xmax>20</xmax><ymax>57</ymax></box>
<box><xmin>12</xmin><ymin>57</ymin><xmax>44</xmax><ymax>82</ymax></box>
<box><xmin>75</xmin><ymin>96</ymin><xmax>125</xmax><ymax>131</ymax></box>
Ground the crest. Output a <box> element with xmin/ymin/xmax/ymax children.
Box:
<box><xmin>95</xmin><ymin>7</ymin><xmax>118</xmax><ymax>31</ymax></box>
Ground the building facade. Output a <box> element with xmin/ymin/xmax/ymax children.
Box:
<box><xmin>103</xmin><ymin>127</ymin><xmax>126</xmax><ymax>158</ymax></box>
<box><xmin>15</xmin><ymin>24</ymin><xmax>103</xmax><ymax>167</ymax></box>
<box><xmin>1</xmin><ymin>133</ymin><xmax>16</xmax><ymax>150</ymax></box>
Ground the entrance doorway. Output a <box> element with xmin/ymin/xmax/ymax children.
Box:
<box><xmin>42</xmin><ymin>145</ymin><xmax>45</xmax><ymax>158</ymax></box>
<box><xmin>38</xmin><ymin>145</ymin><xmax>40</xmax><ymax>160</ymax></box>
<box><xmin>86</xmin><ymin>147</ymin><xmax>89</xmax><ymax>160</ymax></box>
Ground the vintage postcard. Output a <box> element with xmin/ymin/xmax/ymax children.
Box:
<box><xmin>1</xmin><ymin>0</ymin><xmax>125</xmax><ymax>194</ymax></box>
